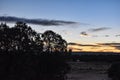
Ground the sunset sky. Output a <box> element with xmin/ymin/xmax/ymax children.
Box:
<box><xmin>0</xmin><ymin>0</ymin><xmax>120</xmax><ymax>52</ymax></box>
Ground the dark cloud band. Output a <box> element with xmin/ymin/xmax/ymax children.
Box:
<box><xmin>88</xmin><ymin>27</ymin><xmax>110</xmax><ymax>32</ymax></box>
<box><xmin>0</xmin><ymin>16</ymin><xmax>77</xmax><ymax>26</ymax></box>
<box><xmin>68</xmin><ymin>42</ymin><xmax>99</xmax><ymax>47</ymax></box>
<box><xmin>97</xmin><ymin>43</ymin><xmax>120</xmax><ymax>50</ymax></box>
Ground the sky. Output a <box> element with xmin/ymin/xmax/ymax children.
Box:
<box><xmin>0</xmin><ymin>0</ymin><xmax>120</xmax><ymax>52</ymax></box>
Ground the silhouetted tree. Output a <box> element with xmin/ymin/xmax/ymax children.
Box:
<box><xmin>42</xmin><ymin>30</ymin><xmax>67</xmax><ymax>52</ymax></box>
<box><xmin>0</xmin><ymin>22</ymin><xmax>43</xmax><ymax>54</ymax></box>
<box><xmin>0</xmin><ymin>22</ymin><xmax>70</xmax><ymax>80</ymax></box>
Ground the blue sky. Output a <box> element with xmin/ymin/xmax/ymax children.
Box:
<box><xmin>0</xmin><ymin>0</ymin><xmax>120</xmax><ymax>52</ymax></box>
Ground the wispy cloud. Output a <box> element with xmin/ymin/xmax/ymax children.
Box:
<box><xmin>115</xmin><ymin>34</ymin><xmax>120</xmax><ymax>37</ymax></box>
<box><xmin>0</xmin><ymin>16</ymin><xmax>77</xmax><ymax>26</ymax></box>
<box><xmin>60</xmin><ymin>30</ymin><xmax>72</xmax><ymax>35</ymax></box>
<box><xmin>88</xmin><ymin>27</ymin><xmax>111</xmax><ymax>32</ymax></box>
<box><xmin>114</xmin><ymin>46</ymin><xmax>120</xmax><ymax>50</ymax></box>
<box><xmin>98</xmin><ymin>43</ymin><xmax>120</xmax><ymax>50</ymax></box>
<box><xmin>98</xmin><ymin>43</ymin><xmax>120</xmax><ymax>46</ymax></box>
<box><xmin>80</xmin><ymin>31</ymin><xmax>89</xmax><ymax>37</ymax></box>
<box><xmin>68</xmin><ymin>47</ymin><xmax>82</xmax><ymax>51</ymax></box>
<box><xmin>92</xmin><ymin>35</ymin><xmax>98</xmax><ymax>37</ymax></box>
<box><xmin>68</xmin><ymin>42</ymin><xmax>81</xmax><ymax>46</ymax></box>
<box><xmin>68</xmin><ymin>42</ymin><xmax>98</xmax><ymax>47</ymax></box>
<box><xmin>78</xmin><ymin>22</ymin><xmax>91</xmax><ymax>26</ymax></box>
<box><xmin>80</xmin><ymin>27</ymin><xmax>111</xmax><ymax>37</ymax></box>
<box><xmin>104</xmin><ymin>35</ymin><xmax>109</xmax><ymax>37</ymax></box>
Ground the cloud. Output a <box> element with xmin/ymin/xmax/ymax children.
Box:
<box><xmin>88</xmin><ymin>27</ymin><xmax>110</xmax><ymax>32</ymax></box>
<box><xmin>80</xmin><ymin>27</ymin><xmax>111</xmax><ymax>37</ymax></box>
<box><xmin>115</xmin><ymin>34</ymin><xmax>120</xmax><ymax>37</ymax></box>
<box><xmin>115</xmin><ymin>46</ymin><xmax>120</xmax><ymax>50</ymax></box>
<box><xmin>80</xmin><ymin>31</ymin><xmax>89</xmax><ymax>36</ymax></box>
<box><xmin>68</xmin><ymin>42</ymin><xmax>81</xmax><ymax>46</ymax></box>
<box><xmin>98</xmin><ymin>43</ymin><xmax>120</xmax><ymax>50</ymax></box>
<box><xmin>78</xmin><ymin>22</ymin><xmax>91</xmax><ymax>26</ymax></box>
<box><xmin>68</xmin><ymin>42</ymin><xmax>98</xmax><ymax>47</ymax></box>
<box><xmin>60</xmin><ymin>30</ymin><xmax>72</xmax><ymax>35</ymax></box>
<box><xmin>92</xmin><ymin>35</ymin><xmax>98</xmax><ymax>37</ymax></box>
<box><xmin>98</xmin><ymin>43</ymin><xmax>120</xmax><ymax>46</ymax></box>
<box><xmin>0</xmin><ymin>16</ymin><xmax>77</xmax><ymax>26</ymax></box>
<box><xmin>104</xmin><ymin>35</ymin><xmax>109</xmax><ymax>37</ymax></box>
<box><xmin>68</xmin><ymin>47</ymin><xmax>82</xmax><ymax>51</ymax></box>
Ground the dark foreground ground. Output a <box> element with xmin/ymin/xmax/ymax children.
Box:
<box><xmin>67</xmin><ymin>62</ymin><xmax>112</xmax><ymax>80</ymax></box>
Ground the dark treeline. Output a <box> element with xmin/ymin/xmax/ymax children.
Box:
<box><xmin>0</xmin><ymin>22</ymin><xmax>70</xmax><ymax>80</ymax></box>
<box><xmin>71</xmin><ymin>54</ymin><xmax>120</xmax><ymax>62</ymax></box>
<box><xmin>0</xmin><ymin>22</ymin><xmax>68</xmax><ymax>53</ymax></box>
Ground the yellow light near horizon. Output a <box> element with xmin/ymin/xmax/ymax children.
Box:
<box><xmin>68</xmin><ymin>45</ymin><xmax>120</xmax><ymax>53</ymax></box>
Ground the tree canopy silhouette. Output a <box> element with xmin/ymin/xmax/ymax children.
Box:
<box><xmin>0</xmin><ymin>22</ymin><xmax>70</xmax><ymax>80</ymax></box>
<box><xmin>0</xmin><ymin>22</ymin><xmax>43</xmax><ymax>53</ymax></box>
<box><xmin>42</xmin><ymin>30</ymin><xmax>67</xmax><ymax>52</ymax></box>
<box><xmin>0</xmin><ymin>22</ymin><xmax>67</xmax><ymax>54</ymax></box>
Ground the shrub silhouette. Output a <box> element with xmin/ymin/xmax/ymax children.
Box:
<box><xmin>0</xmin><ymin>22</ymin><xmax>70</xmax><ymax>80</ymax></box>
<box><xmin>108</xmin><ymin>62</ymin><xmax>120</xmax><ymax>80</ymax></box>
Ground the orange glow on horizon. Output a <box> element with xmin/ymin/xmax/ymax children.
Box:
<box><xmin>68</xmin><ymin>44</ymin><xmax>120</xmax><ymax>53</ymax></box>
